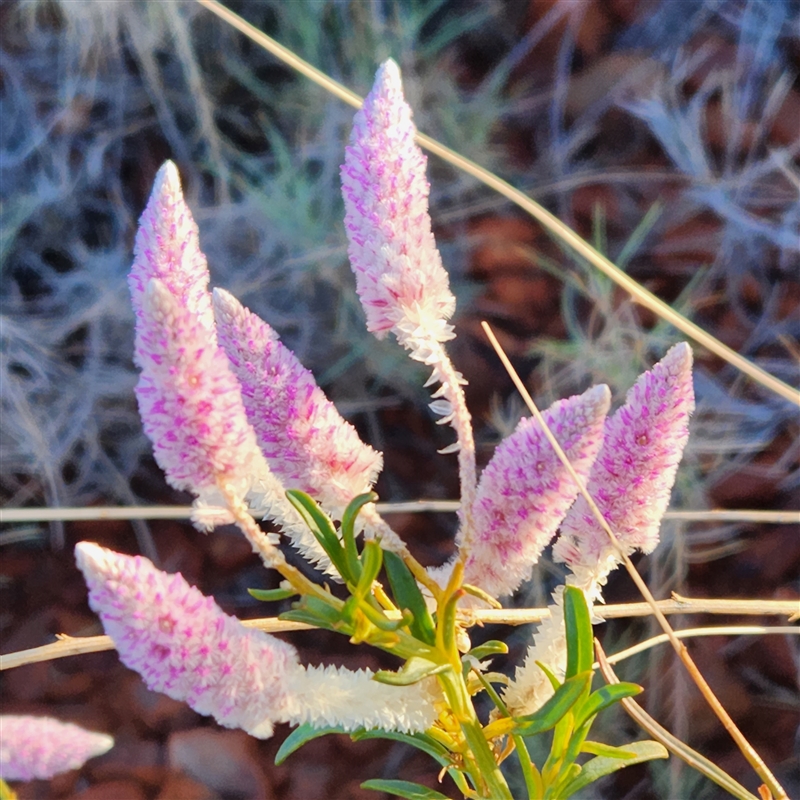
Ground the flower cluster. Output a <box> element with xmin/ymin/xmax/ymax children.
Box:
<box><xmin>72</xmin><ymin>60</ymin><xmax>695</xmax><ymax>786</ymax></box>
<box><xmin>0</xmin><ymin>715</ymin><xmax>113</xmax><ymax>781</ymax></box>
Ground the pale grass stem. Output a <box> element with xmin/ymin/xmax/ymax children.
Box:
<box><xmin>195</xmin><ymin>0</ymin><xmax>799</xmax><ymax>407</ymax></box>
<box><xmin>2</xmin><ymin>505</ymin><xmax>796</xmax><ymax>525</ymax></box>
<box><xmin>595</xmin><ymin>640</ymin><xmax>760</xmax><ymax>800</ymax></box>
<box><xmin>481</xmin><ymin>321</ymin><xmax>789</xmax><ymax>800</ymax></box>
<box><xmin>3</xmin><ymin>601</ymin><xmax>797</xmax><ymax>672</ymax></box>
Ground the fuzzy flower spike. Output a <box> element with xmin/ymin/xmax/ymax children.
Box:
<box><xmin>129</xmin><ymin>163</ymin><xmax>331</xmax><ymax>569</ymax></box>
<box><xmin>504</xmin><ymin>344</ymin><xmax>695</xmax><ymax>716</ymax></box>
<box><xmin>212</xmin><ymin>288</ymin><xmax>407</xmax><ymax>553</ymax></box>
<box><xmin>439</xmin><ymin>384</ymin><xmax>610</xmax><ymax>600</ymax></box>
<box><xmin>76</xmin><ymin>541</ymin><xmax>299</xmax><ymax>739</ymax></box>
<box><xmin>76</xmin><ymin>542</ymin><xmax>438</xmax><ymax>738</ymax></box>
<box><xmin>0</xmin><ymin>716</ymin><xmax>113</xmax><ymax>782</ymax></box>
<box><xmin>342</xmin><ymin>60</ymin><xmax>477</xmax><ymax>541</ymax></box>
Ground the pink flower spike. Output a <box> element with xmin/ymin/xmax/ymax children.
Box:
<box><xmin>554</xmin><ymin>343</ymin><xmax>695</xmax><ymax>572</ymax></box>
<box><xmin>75</xmin><ymin>542</ymin><xmax>299</xmax><ymax>739</ymax></box>
<box><xmin>0</xmin><ymin>716</ymin><xmax>113</xmax><ymax>781</ymax></box>
<box><xmin>213</xmin><ymin>288</ymin><xmax>383</xmax><ymax>510</ymax></box>
<box><xmin>135</xmin><ymin>279</ymin><xmax>267</xmax><ymax>510</ymax></box>
<box><xmin>341</xmin><ymin>59</ymin><xmax>455</xmax><ymax>345</ymax></box>
<box><xmin>129</xmin><ymin>161</ymin><xmax>215</xmax><ymax>348</ymax></box>
<box><xmin>463</xmin><ymin>385</ymin><xmax>611</xmax><ymax>599</ymax></box>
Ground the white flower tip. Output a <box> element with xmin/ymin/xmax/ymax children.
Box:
<box><xmin>75</xmin><ymin>541</ymin><xmax>111</xmax><ymax>578</ymax></box>
<box><xmin>584</xmin><ymin>383</ymin><xmax>611</xmax><ymax>412</ymax></box>
<box><xmin>91</xmin><ymin>733</ymin><xmax>115</xmax><ymax>758</ymax></box>
<box><xmin>152</xmin><ymin>160</ymin><xmax>182</xmax><ymax>199</ymax></box>
<box><xmin>375</xmin><ymin>58</ymin><xmax>401</xmax><ymax>89</ymax></box>
<box><xmin>664</xmin><ymin>341</ymin><xmax>693</xmax><ymax>371</ymax></box>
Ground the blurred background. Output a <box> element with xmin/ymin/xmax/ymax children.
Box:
<box><xmin>1</xmin><ymin>0</ymin><xmax>798</xmax><ymax>797</ymax></box>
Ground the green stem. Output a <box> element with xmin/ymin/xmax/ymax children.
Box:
<box><xmin>512</xmin><ymin>734</ymin><xmax>542</xmax><ymax>800</ymax></box>
<box><xmin>439</xmin><ymin>669</ymin><xmax>512</xmax><ymax>800</ymax></box>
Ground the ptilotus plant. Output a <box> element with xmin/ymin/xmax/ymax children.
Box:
<box><xmin>65</xmin><ymin>61</ymin><xmax>702</xmax><ymax>800</ymax></box>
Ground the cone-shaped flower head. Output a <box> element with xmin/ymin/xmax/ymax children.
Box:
<box><xmin>463</xmin><ymin>385</ymin><xmax>611</xmax><ymax>599</ymax></box>
<box><xmin>213</xmin><ymin>289</ymin><xmax>383</xmax><ymax>510</ymax></box>
<box><xmin>341</xmin><ymin>59</ymin><xmax>455</xmax><ymax>348</ymax></box>
<box><xmin>75</xmin><ymin>542</ymin><xmax>299</xmax><ymax>739</ymax></box>
<box><xmin>0</xmin><ymin>716</ymin><xmax>113</xmax><ymax>781</ymax></box>
<box><xmin>129</xmin><ymin>161</ymin><xmax>215</xmax><ymax>341</ymax></box>
<box><xmin>553</xmin><ymin>343</ymin><xmax>694</xmax><ymax>571</ymax></box>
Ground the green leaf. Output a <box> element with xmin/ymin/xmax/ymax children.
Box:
<box><xmin>535</xmin><ymin>660</ymin><xmax>562</xmax><ymax>692</ymax></box>
<box><xmin>247</xmin><ymin>586</ymin><xmax>298</xmax><ymax>602</ymax></box>
<box><xmin>384</xmin><ymin>550</ymin><xmax>436</xmax><ymax>645</ymax></box>
<box><xmin>563</xmin><ymin>585</ymin><xmax>593</xmax><ymax>679</ymax></box>
<box><xmin>466</xmin><ymin>640</ymin><xmax>508</xmax><ymax>661</ymax></box>
<box><xmin>574</xmin><ymin>682</ymin><xmax>643</xmax><ymax>730</ymax></box>
<box><xmin>285</xmin><ymin>490</ymin><xmax>349</xmax><ymax>580</ymax></box>
<box><xmin>580</xmin><ymin>740</ymin><xmax>638</xmax><ymax>759</ymax></box>
<box><xmin>356</xmin><ymin>539</ymin><xmax>384</xmax><ymax>597</ymax></box>
<box><xmin>373</xmin><ymin>657</ymin><xmax>450</xmax><ymax>686</ymax></box>
<box><xmin>361</xmin><ymin>779</ymin><xmax>452</xmax><ymax>800</ymax></box>
<box><xmin>340</xmin><ymin>492</ymin><xmax>377</xmax><ymax>581</ymax></box>
<box><xmin>515</xmin><ymin>671</ymin><xmax>592</xmax><ymax>737</ymax></box>
<box><xmin>280</xmin><ymin>596</ymin><xmax>347</xmax><ymax>632</ymax></box>
<box><xmin>351</xmin><ymin>730</ymin><xmax>450</xmax><ymax>767</ymax></box>
<box><xmin>557</xmin><ymin>741</ymin><xmax>668</xmax><ymax>798</ymax></box>
<box><xmin>275</xmin><ymin>723</ymin><xmax>345</xmax><ymax>765</ymax></box>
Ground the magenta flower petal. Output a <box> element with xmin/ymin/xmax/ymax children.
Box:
<box><xmin>0</xmin><ymin>716</ymin><xmax>113</xmax><ymax>781</ymax></box>
<box><xmin>76</xmin><ymin>542</ymin><xmax>299</xmax><ymax>739</ymax></box>
<box><xmin>553</xmin><ymin>343</ymin><xmax>695</xmax><ymax>570</ymax></box>
<box><xmin>464</xmin><ymin>385</ymin><xmax>610</xmax><ymax>598</ymax></box>
<box><xmin>341</xmin><ymin>59</ymin><xmax>455</xmax><ymax>343</ymax></box>
<box><xmin>213</xmin><ymin>288</ymin><xmax>383</xmax><ymax>509</ymax></box>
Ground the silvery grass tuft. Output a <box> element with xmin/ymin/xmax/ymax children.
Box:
<box><xmin>67</xmin><ymin>60</ymin><xmax>699</xmax><ymax>800</ymax></box>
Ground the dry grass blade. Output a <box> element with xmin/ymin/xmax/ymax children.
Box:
<box><xmin>595</xmin><ymin>640</ymin><xmax>759</xmax><ymax>800</ymax></box>
<box><xmin>603</xmin><ymin>626</ymin><xmax>800</xmax><ymax>667</ymax></box>
<box><xmin>1</xmin><ymin>505</ymin><xmax>797</xmax><ymax>524</ymax></box>
<box><xmin>4</xmin><ymin>601</ymin><xmax>797</xmax><ymax>672</ymax></box>
<box><xmin>481</xmin><ymin>321</ymin><xmax>788</xmax><ymax>800</ymax></box>
<box><xmin>194</xmin><ymin>0</ymin><xmax>799</xmax><ymax>407</ymax></box>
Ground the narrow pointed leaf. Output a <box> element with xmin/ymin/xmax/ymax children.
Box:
<box><xmin>384</xmin><ymin>550</ymin><xmax>436</xmax><ymax>645</ymax></box>
<box><xmin>247</xmin><ymin>587</ymin><xmax>298</xmax><ymax>602</ymax></box>
<box><xmin>351</xmin><ymin>730</ymin><xmax>450</xmax><ymax>767</ymax></box>
<box><xmin>557</xmin><ymin>741</ymin><xmax>668</xmax><ymax>798</ymax></box>
<box><xmin>564</xmin><ymin>585</ymin><xmax>593</xmax><ymax>679</ymax></box>
<box><xmin>515</xmin><ymin>672</ymin><xmax>592</xmax><ymax>737</ymax></box>
<box><xmin>340</xmin><ymin>492</ymin><xmax>376</xmax><ymax>580</ymax></box>
<box><xmin>574</xmin><ymin>682</ymin><xmax>643</xmax><ymax>730</ymax></box>
<box><xmin>285</xmin><ymin>490</ymin><xmax>349</xmax><ymax>579</ymax></box>
<box><xmin>580</xmin><ymin>741</ymin><xmax>639</xmax><ymax>759</ymax></box>
<box><xmin>374</xmin><ymin>657</ymin><xmax>450</xmax><ymax>686</ymax></box>
<box><xmin>466</xmin><ymin>640</ymin><xmax>509</xmax><ymax>661</ymax></box>
<box><xmin>275</xmin><ymin>723</ymin><xmax>346</xmax><ymax>765</ymax></box>
<box><xmin>361</xmin><ymin>779</ymin><xmax>452</xmax><ymax>800</ymax></box>
<box><xmin>357</xmin><ymin>539</ymin><xmax>384</xmax><ymax>597</ymax></box>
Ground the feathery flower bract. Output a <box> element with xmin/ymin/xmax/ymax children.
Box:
<box><xmin>285</xmin><ymin>665</ymin><xmax>439</xmax><ymax>734</ymax></box>
<box><xmin>75</xmin><ymin>541</ymin><xmax>299</xmax><ymax>739</ymax></box>
<box><xmin>213</xmin><ymin>288</ymin><xmax>383</xmax><ymax>511</ymax></box>
<box><xmin>554</xmin><ymin>343</ymin><xmax>695</xmax><ymax>573</ymax></box>
<box><xmin>0</xmin><ymin>716</ymin><xmax>113</xmax><ymax>781</ymax></box>
<box><xmin>462</xmin><ymin>385</ymin><xmax>610</xmax><ymax>599</ymax></box>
